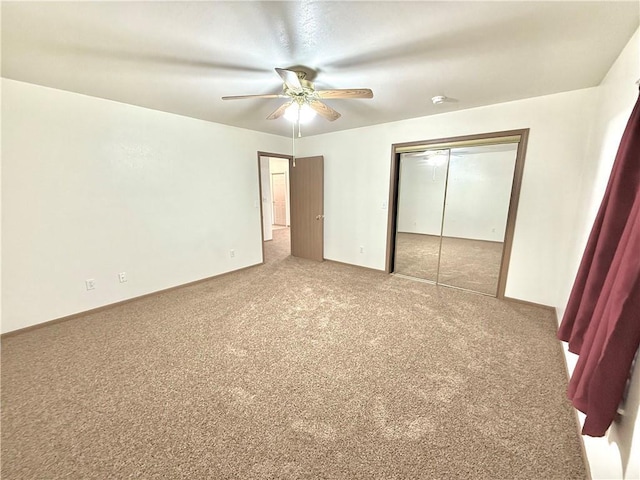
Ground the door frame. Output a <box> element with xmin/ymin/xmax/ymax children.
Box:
<box><xmin>257</xmin><ymin>151</ymin><xmax>293</xmax><ymax>264</ymax></box>
<box><xmin>385</xmin><ymin>129</ymin><xmax>529</xmax><ymax>299</ymax></box>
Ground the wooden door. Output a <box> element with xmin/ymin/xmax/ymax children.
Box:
<box><xmin>290</xmin><ymin>156</ymin><xmax>324</xmax><ymax>262</ymax></box>
<box><xmin>271</xmin><ymin>173</ymin><xmax>287</xmax><ymax>225</ymax></box>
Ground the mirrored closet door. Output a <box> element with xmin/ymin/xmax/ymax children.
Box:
<box><xmin>394</xmin><ymin>149</ymin><xmax>450</xmax><ymax>282</ymax></box>
<box><xmin>390</xmin><ymin>131</ymin><xmax>526</xmax><ymax>297</ymax></box>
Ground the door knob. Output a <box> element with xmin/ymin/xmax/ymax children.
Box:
<box><xmin>315</xmin><ymin>214</ymin><xmax>325</xmax><ymax>220</ymax></box>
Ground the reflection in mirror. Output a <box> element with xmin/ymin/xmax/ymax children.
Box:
<box><xmin>394</xmin><ymin>150</ymin><xmax>450</xmax><ymax>281</ymax></box>
<box><xmin>438</xmin><ymin>143</ymin><xmax>518</xmax><ymax>295</ymax></box>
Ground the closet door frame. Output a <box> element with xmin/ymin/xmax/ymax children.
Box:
<box><xmin>385</xmin><ymin>129</ymin><xmax>529</xmax><ymax>299</ymax></box>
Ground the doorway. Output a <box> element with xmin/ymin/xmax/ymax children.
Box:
<box><xmin>257</xmin><ymin>152</ymin><xmax>325</xmax><ymax>263</ymax></box>
<box><xmin>259</xmin><ymin>154</ymin><xmax>291</xmax><ymax>262</ymax></box>
<box><xmin>386</xmin><ymin>130</ymin><xmax>528</xmax><ymax>298</ymax></box>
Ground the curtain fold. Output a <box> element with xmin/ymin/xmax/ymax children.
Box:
<box><xmin>558</xmin><ymin>88</ymin><xmax>640</xmax><ymax>437</ymax></box>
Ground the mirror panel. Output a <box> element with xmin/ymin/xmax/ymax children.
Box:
<box><xmin>438</xmin><ymin>143</ymin><xmax>518</xmax><ymax>295</ymax></box>
<box><xmin>394</xmin><ymin>150</ymin><xmax>449</xmax><ymax>281</ymax></box>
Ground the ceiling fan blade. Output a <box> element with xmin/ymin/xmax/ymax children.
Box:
<box><xmin>316</xmin><ymin>89</ymin><xmax>374</xmax><ymax>99</ymax></box>
<box><xmin>266</xmin><ymin>101</ymin><xmax>293</xmax><ymax>120</ymax></box>
<box><xmin>309</xmin><ymin>100</ymin><xmax>341</xmax><ymax>121</ymax></box>
<box><xmin>275</xmin><ymin>68</ymin><xmax>302</xmax><ymax>92</ymax></box>
<box><xmin>222</xmin><ymin>93</ymin><xmax>287</xmax><ymax>100</ymax></box>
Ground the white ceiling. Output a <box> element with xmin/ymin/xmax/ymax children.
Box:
<box><xmin>2</xmin><ymin>1</ymin><xmax>638</xmax><ymax>138</ymax></box>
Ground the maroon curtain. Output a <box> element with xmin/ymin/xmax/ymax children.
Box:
<box><xmin>558</xmin><ymin>88</ymin><xmax>640</xmax><ymax>437</ymax></box>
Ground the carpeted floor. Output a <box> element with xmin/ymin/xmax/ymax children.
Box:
<box><xmin>394</xmin><ymin>232</ymin><xmax>503</xmax><ymax>295</ymax></box>
<box><xmin>1</xmin><ymin>228</ymin><xmax>587</xmax><ymax>479</ymax></box>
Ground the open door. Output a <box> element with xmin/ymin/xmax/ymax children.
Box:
<box><xmin>290</xmin><ymin>156</ymin><xmax>324</xmax><ymax>262</ymax></box>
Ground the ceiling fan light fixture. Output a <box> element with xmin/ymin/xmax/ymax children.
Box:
<box><xmin>284</xmin><ymin>103</ymin><xmax>316</xmax><ymax>123</ymax></box>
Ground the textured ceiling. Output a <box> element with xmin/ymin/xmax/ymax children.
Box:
<box><xmin>2</xmin><ymin>1</ymin><xmax>638</xmax><ymax>137</ymax></box>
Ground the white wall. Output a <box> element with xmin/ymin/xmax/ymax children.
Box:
<box><xmin>1</xmin><ymin>79</ymin><xmax>288</xmax><ymax>333</ymax></box>
<box><xmin>297</xmin><ymin>87</ymin><xmax>598</xmax><ymax>307</ymax></box>
<box><xmin>555</xmin><ymin>28</ymin><xmax>640</xmax><ymax>480</ymax></box>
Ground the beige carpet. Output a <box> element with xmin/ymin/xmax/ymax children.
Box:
<box><xmin>394</xmin><ymin>232</ymin><xmax>503</xmax><ymax>295</ymax></box>
<box><xmin>1</xmin><ymin>228</ymin><xmax>586</xmax><ymax>479</ymax></box>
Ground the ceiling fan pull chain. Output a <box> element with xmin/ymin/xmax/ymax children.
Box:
<box><xmin>292</xmin><ymin>121</ymin><xmax>296</xmax><ymax>167</ymax></box>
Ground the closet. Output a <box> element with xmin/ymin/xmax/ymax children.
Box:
<box><xmin>388</xmin><ymin>130</ymin><xmax>528</xmax><ymax>298</ymax></box>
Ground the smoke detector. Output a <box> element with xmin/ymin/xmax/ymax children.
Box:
<box><xmin>431</xmin><ymin>95</ymin><xmax>447</xmax><ymax>105</ymax></box>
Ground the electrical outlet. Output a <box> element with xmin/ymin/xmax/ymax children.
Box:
<box><xmin>230</xmin><ymin>249</ymin><xmax>235</xmax><ymax>258</ymax></box>
<box><xmin>85</xmin><ymin>279</ymin><xmax>96</xmax><ymax>291</ymax></box>
<box><xmin>360</xmin><ymin>246</ymin><xmax>364</xmax><ymax>254</ymax></box>
<box><xmin>118</xmin><ymin>272</ymin><xmax>127</xmax><ymax>283</ymax></box>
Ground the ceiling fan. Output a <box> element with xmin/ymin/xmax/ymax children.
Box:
<box><xmin>221</xmin><ymin>67</ymin><xmax>373</xmax><ymax>122</ymax></box>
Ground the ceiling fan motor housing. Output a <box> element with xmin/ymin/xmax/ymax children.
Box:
<box><xmin>285</xmin><ymin>74</ymin><xmax>317</xmax><ymax>105</ymax></box>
